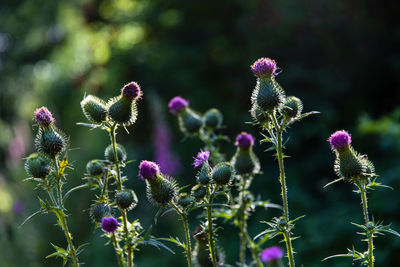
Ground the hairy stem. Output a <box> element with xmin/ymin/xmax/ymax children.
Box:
<box><xmin>271</xmin><ymin>112</ymin><xmax>296</xmax><ymax>267</ymax></box>
<box><xmin>358</xmin><ymin>181</ymin><xmax>374</xmax><ymax>267</ymax></box>
<box><xmin>109</xmin><ymin>123</ymin><xmax>133</xmax><ymax>267</ymax></box>
<box><xmin>55</xmin><ymin>210</ymin><xmax>79</xmax><ymax>267</ymax></box>
<box><xmin>244</xmin><ymin>232</ymin><xmax>263</xmax><ymax>267</ymax></box>
<box><xmin>239</xmin><ymin>179</ymin><xmax>247</xmax><ymax>266</ymax></box>
<box><xmin>206</xmin><ymin>188</ymin><xmax>217</xmax><ymax>267</ymax></box>
<box><xmin>170</xmin><ymin>202</ymin><xmax>192</xmax><ymax>267</ymax></box>
<box><xmin>111</xmin><ymin>233</ymin><xmax>125</xmax><ymax>267</ymax></box>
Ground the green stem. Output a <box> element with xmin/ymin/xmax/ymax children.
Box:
<box><xmin>111</xmin><ymin>233</ymin><xmax>124</xmax><ymax>267</ymax></box>
<box><xmin>358</xmin><ymin>182</ymin><xmax>374</xmax><ymax>267</ymax></box>
<box><xmin>206</xmin><ymin>187</ymin><xmax>217</xmax><ymax>267</ymax></box>
<box><xmin>239</xmin><ymin>179</ymin><xmax>247</xmax><ymax>266</ymax></box>
<box><xmin>244</xmin><ymin>232</ymin><xmax>263</xmax><ymax>267</ymax></box>
<box><xmin>170</xmin><ymin>202</ymin><xmax>192</xmax><ymax>267</ymax></box>
<box><xmin>52</xmin><ymin>158</ymin><xmax>63</xmax><ymax>206</ymax></box>
<box><xmin>55</xmin><ymin>210</ymin><xmax>79</xmax><ymax>267</ymax></box>
<box><xmin>271</xmin><ymin>112</ymin><xmax>295</xmax><ymax>267</ymax></box>
<box><xmin>109</xmin><ymin>123</ymin><xmax>133</xmax><ymax>267</ymax></box>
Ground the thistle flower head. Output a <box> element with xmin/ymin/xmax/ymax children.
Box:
<box><xmin>329</xmin><ymin>130</ymin><xmax>351</xmax><ymax>150</ymax></box>
<box><xmin>101</xmin><ymin>217</ymin><xmax>119</xmax><ymax>233</ymax></box>
<box><xmin>34</xmin><ymin>107</ymin><xmax>54</xmax><ymax>127</ymax></box>
<box><xmin>193</xmin><ymin>149</ymin><xmax>210</xmax><ymax>168</ymax></box>
<box><xmin>235</xmin><ymin>132</ymin><xmax>254</xmax><ymax>149</ymax></box>
<box><xmin>121</xmin><ymin>81</ymin><xmax>142</xmax><ymax>100</ymax></box>
<box><xmin>251</xmin><ymin>58</ymin><xmax>279</xmax><ymax>78</ymax></box>
<box><xmin>260</xmin><ymin>246</ymin><xmax>283</xmax><ymax>263</ymax></box>
<box><xmin>139</xmin><ymin>160</ymin><xmax>160</xmax><ymax>180</ymax></box>
<box><xmin>168</xmin><ymin>96</ymin><xmax>189</xmax><ymax>114</ymax></box>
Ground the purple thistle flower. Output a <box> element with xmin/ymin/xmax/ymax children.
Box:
<box><xmin>328</xmin><ymin>130</ymin><xmax>351</xmax><ymax>150</ymax></box>
<box><xmin>193</xmin><ymin>149</ymin><xmax>210</xmax><ymax>168</ymax></box>
<box><xmin>139</xmin><ymin>160</ymin><xmax>160</xmax><ymax>180</ymax></box>
<box><xmin>101</xmin><ymin>217</ymin><xmax>119</xmax><ymax>233</ymax></box>
<box><xmin>260</xmin><ymin>246</ymin><xmax>283</xmax><ymax>263</ymax></box>
<box><xmin>122</xmin><ymin>81</ymin><xmax>142</xmax><ymax>100</ymax></box>
<box><xmin>251</xmin><ymin>57</ymin><xmax>280</xmax><ymax>78</ymax></box>
<box><xmin>168</xmin><ymin>96</ymin><xmax>189</xmax><ymax>114</ymax></box>
<box><xmin>34</xmin><ymin>107</ymin><xmax>54</xmax><ymax>127</ymax></box>
<box><xmin>235</xmin><ymin>132</ymin><xmax>255</xmax><ymax>149</ymax></box>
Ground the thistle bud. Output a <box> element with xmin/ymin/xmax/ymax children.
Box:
<box><xmin>178</xmin><ymin>108</ymin><xmax>203</xmax><ymax>135</ymax></box>
<box><xmin>34</xmin><ymin>107</ymin><xmax>54</xmax><ymax>128</ymax></box>
<box><xmin>104</xmin><ymin>143</ymin><xmax>127</xmax><ymax>163</ymax></box>
<box><xmin>329</xmin><ymin>130</ymin><xmax>367</xmax><ymax>181</ymax></box>
<box><xmin>193</xmin><ymin>225</ymin><xmax>222</xmax><ymax>267</ymax></box>
<box><xmin>86</xmin><ymin>159</ymin><xmax>105</xmax><ymax>176</ymax></box>
<box><xmin>177</xmin><ymin>192</ymin><xmax>192</xmax><ymax>207</ymax></box>
<box><xmin>116</xmin><ymin>190</ymin><xmax>138</xmax><ymax>210</ymax></box>
<box><xmin>139</xmin><ymin>160</ymin><xmax>160</xmax><ymax>180</ymax></box>
<box><xmin>282</xmin><ymin>96</ymin><xmax>303</xmax><ymax>119</ymax></box>
<box><xmin>91</xmin><ymin>203</ymin><xmax>111</xmax><ymax>223</ymax></box>
<box><xmin>250</xmin><ymin>58</ymin><xmax>285</xmax><ymax>112</ymax></box>
<box><xmin>212</xmin><ymin>162</ymin><xmax>234</xmax><ymax>185</ymax></box>
<box><xmin>101</xmin><ymin>216</ymin><xmax>119</xmax><ymax>233</ymax></box>
<box><xmin>231</xmin><ymin>133</ymin><xmax>260</xmax><ymax>175</ymax></box>
<box><xmin>107</xmin><ymin>96</ymin><xmax>138</xmax><ymax>126</ymax></box>
<box><xmin>24</xmin><ymin>153</ymin><xmax>51</xmax><ymax>178</ymax></box>
<box><xmin>250</xmin><ymin>105</ymin><xmax>269</xmax><ymax>125</ymax></box>
<box><xmin>197</xmin><ymin>164</ymin><xmax>211</xmax><ymax>185</ymax></box>
<box><xmin>168</xmin><ymin>96</ymin><xmax>189</xmax><ymax>114</ymax></box>
<box><xmin>191</xmin><ymin>184</ymin><xmax>206</xmax><ymax>200</ymax></box>
<box><xmin>35</xmin><ymin>128</ymin><xmax>67</xmax><ymax>158</ymax></box>
<box><xmin>80</xmin><ymin>95</ymin><xmax>108</xmax><ymax>123</ymax></box>
<box><xmin>146</xmin><ymin>175</ymin><xmax>177</xmax><ymax>206</ymax></box>
<box><xmin>204</xmin><ymin>108</ymin><xmax>223</xmax><ymax>129</ymax></box>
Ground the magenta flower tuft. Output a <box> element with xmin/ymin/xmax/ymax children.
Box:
<box><xmin>251</xmin><ymin>57</ymin><xmax>279</xmax><ymax>78</ymax></box>
<box><xmin>193</xmin><ymin>149</ymin><xmax>210</xmax><ymax>168</ymax></box>
<box><xmin>260</xmin><ymin>246</ymin><xmax>283</xmax><ymax>263</ymax></box>
<box><xmin>139</xmin><ymin>160</ymin><xmax>160</xmax><ymax>180</ymax></box>
<box><xmin>34</xmin><ymin>107</ymin><xmax>54</xmax><ymax>127</ymax></box>
<box><xmin>235</xmin><ymin>132</ymin><xmax>255</xmax><ymax>149</ymax></box>
<box><xmin>168</xmin><ymin>96</ymin><xmax>189</xmax><ymax>114</ymax></box>
<box><xmin>101</xmin><ymin>217</ymin><xmax>119</xmax><ymax>233</ymax></box>
<box><xmin>122</xmin><ymin>81</ymin><xmax>141</xmax><ymax>100</ymax></box>
<box><xmin>328</xmin><ymin>130</ymin><xmax>351</xmax><ymax>150</ymax></box>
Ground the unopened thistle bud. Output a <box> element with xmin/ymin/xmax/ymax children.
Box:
<box><xmin>104</xmin><ymin>143</ymin><xmax>127</xmax><ymax>163</ymax></box>
<box><xmin>193</xmin><ymin>225</ymin><xmax>221</xmax><ymax>267</ymax></box>
<box><xmin>191</xmin><ymin>184</ymin><xmax>206</xmax><ymax>200</ymax></box>
<box><xmin>25</xmin><ymin>153</ymin><xmax>51</xmax><ymax>178</ymax></box>
<box><xmin>282</xmin><ymin>96</ymin><xmax>303</xmax><ymax>119</ymax></box>
<box><xmin>178</xmin><ymin>108</ymin><xmax>203</xmax><ymax>135</ymax></box>
<box><xmin>34</xmin><ymin>107</ymin><xmax>54</xmax><ymax>128</ymax></box>
<box><xmin>204</xmin><ymin>108</ymin><xmax>223</xmax><ymax>129</ymax></box>
<box><xmin>35</xmin><ymin>128</ymin><xmax>67</xmax><ymax>158</ymax></box>
<box><xmin>116</xmin><ymin>190</ymin><xmax>138</xmax><ymax>210</ymax></box>
<box><xmin>168</xmin><ymin>96</ymin><xmax>189</xmax><ymax>114</ymax></box>
<box><xmin>250</xmin><ymin>58</ymin><xmax>285</xmax><ymax>112</ymax></box>
<box><xmin>86</xmin><ymin>159</ymin><xmax>105</xmax><ymax>176</ymax></box>
<box><xmin>212</xmin><ymin>162</ymin><xmax>234</xmax><ymax>185</ymax></box>
<box><xmin>197</xmin><ymin>163</ymin><xmax>211</xmax><ymax>185</ymax></box>
<box><xmin>250</xmin><ymin>105</ymin><xmax>269</xmax><ymax>125</ymax></box>
<box><xmin>108</xmin><ymin>82</ymin><xmax>141</xmax><ymax>126</ymax></box>
<box><xmin>80</xmin><ymin>95</ymin><xmax>108</xmax><ymax>123</ymax></box>
<box><xmin>101</xmin><ymin>216</ymin><xmax>119</xmax><ymax>233</ymax></box>
<box><xmin>329</xmin><ymin>130</ymin><xmax>367</xmax><ymax>181</ymax></box>
<box><xmin>231</xmin><ymin>132</ymin><xmax>260</xmax><ymax>175</ymax></box>
<box><xmin>177</xmin><ymin>192</ymin><xmax>192</xmax><ymax>207</ymax></box>
<box><xmin>91</xmin><ymin>203</ymin><xmax>111</xmax><ymax>223</ymax></box>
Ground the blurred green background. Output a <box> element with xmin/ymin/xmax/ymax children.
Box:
<box><xmin>1</xmin><ymin>0</ymin><xmax>399</xmax><ymax>266</ymax></box>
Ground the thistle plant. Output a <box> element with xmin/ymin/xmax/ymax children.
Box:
<box><xmin>79</xmin><ymin>82</ymin><xmax>169</xmax><ymax>267</ymax></box>
<box><xmin>250</xmin><ymin>57</ymin><xmax>317</xmax><ymax>267</ymax></box>
<box><xmin>323</xmin><ymin>130</ymin><xmax>400</xmax><ymax>266</ymax></box>
<box><xmin>23</xmin><ymin>107</ymin><xmax>81</xmax><ymax>266</ymax></box>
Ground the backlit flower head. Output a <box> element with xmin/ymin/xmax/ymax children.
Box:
<box><xmin>139</xmin><ymin>160</ymin><xmax>160</xmax><ymax>180</ymax></box>
<box><xmin>193</xmin><ymin>149</ymin><xmax>210</xmax><ymax>168</ymax></box>
<box><xmin>328</xmin><ymin>130</ymin><xmax>351</xmax><ymax>150</ymax></box>
<box><xmin>235</xmin><ymin>132</ymin><xmax>254</xmax><ymax>149</ymax></box>
<box><xmin>260</xmin><ymin>246</ymin><xmax>283</xmax><ymax>263</ymax></box>
<box><xmin>122</xmin><ymin>81</ymin><xmax>142</xmax><ymax>100</ymax></box>
<box><xmin>168</xmin><ymin>96</ymin><xmax>189</xmax><ymax>114</ymax></box>
<box><xmin>251</xmin><ymin>57</ymin><xmax>279</xmax><ymax>78</ymax></box>
<box><xmin>34</xmin><ymin>107</ymin><xmax>54</xmax><ymax>127</ymax></box>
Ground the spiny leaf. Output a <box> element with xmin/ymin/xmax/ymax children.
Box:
<box><xmin>323</xmin><ymin>177</ymin><xmax>344</xmax><ymax>188</ymax></box>
<box><xmin>63</xmin><ymin>183</ymin><xmax>93</xmax><ymax>202</ymax></box>
<box><xmin>19</xmin><ymin>209</ymin><xmax>45</xmax><ymax>227</ymax></box>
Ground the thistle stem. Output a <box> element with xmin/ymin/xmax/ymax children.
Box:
<box><xmin>357</xmin><ymin>181</ymin><xmax>374</xmax><ymax>267</ymax></box>
<box><xmin>111</xmin><ymin>233</ymin><xmax>125</xmax><ymax>267</ymax></box>
<box><xmin>169</xmin><ymin>202</ymin><xmax>192</xmax><ymax>267</ymax></box>
<box><xmin>52</xmin><ymin>158</ymin><xmax>63</xmax><ymax>206</ymax></box>
<box><xmin>109</xmin><ymin>123</ymin><xmax>133</xmax><ymax>267</ymax></box>
<box><xmin>271</xmin><ymin>112</ymin><xmax>296</xmax><ymax>267</ymax></box>
<box><xmin>55</xmin><ymin>210</ymin><xmax>79</xmax><ymax>267</ymax></box>
<box><xmin>206</xmin><ymin>187</ymin><xmax>217</xmax><ymax>267</ymax></box>
<box><xmin>244</xmin><ymin>232</ymin><xmax>263</xmax><ymax>267</ymax></box>
<box><xmin>239</xmin><ymin>178</ymin><xmax>247</xmax><ymax>266</ymax></box>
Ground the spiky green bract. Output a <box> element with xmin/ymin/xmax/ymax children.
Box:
<box><xmin>116</xmin><ymin>190</ymin><xmax>138</xmax><ymax>210</ymax></box>
<box><xmin>107</xmin><ymin>96</ymin><xmax>138</xmax><ymax>126</ymax></box>
<box><xmin>204</xmin><ymin>108</ymin><xmax>223</xmax><ymax>129</ymax></box>
<box><xmin>211</xmin><ymin>162</ymin><xmax>234</xmax><ymax>185</ymax></box>
<box><xmin>191</xmin><ymin>184</ymin><xmax>206</xmax><ymax>200</ymax></box>
<box><xmin>25</xmin><ymin>153</ymin><xmax>51</xmax><ymax>178</ymax></box>
<box><xmin>81</xmin><ymin>95</ymin><xmax>108</xmax><ymax>123</ymax></box>
<box><xmin>91</xmin><ymin>203</ymin><xmax>112</xmax><ymax>223</ymax></box>
<box><xmin>251</xmin><ymin>76</ymin><xmax>285</xmax><ymax>113</ymax></box>
<box><xmin>193</xmin><ymin>226</ymin><xmax>221</xmax><ymax>267</ymax></box>
<box><xmin>146</xmin><ymin>174</ymin><xmax>177</xmax><ymax>206</ymax></box>
<box><xmin>282</xmin><ymin>96</ymin><xmax>303</xmax><ymax>119</ymax></box>
<box><xmin>35</xmin><ymin>127</ymin><xmax>67</xmax><ymax>158</ymax></box>
<box><xmin>86</xmin><ymin>159</ymin><xmax>105</xmax><ymax>176</ymax></box>
<box><xmin>231</xmin><ymin>147</ymin><xmax>260</xmax><ymax>176</ymax></box>
<box><xmin>104</xmin><ymin>143</ymin><xmax>127</xmax><ymax>163</ymax></box>
<box><xmin>197</xmin><ymin>163</ymin><xmax>211</xmax><ymax>185</ymax></box>
<box><xmin>334</xmin><ymin>145</ymin><xmax>367</xmax><ymax>182</ymax></box>
<box><xmin>177</xmin><ymin>192</ymin><xmax>192</xmax><ymax>207</ymax></box>
<box><xmin>250</xmin><ymin>104</ymin><xmax>269</xmax><ymax>126</ymax></box>
<box><xmin>178</xmin><ymin>108</ymin><xmax>203</xmax><ymax>135</ymax></box>
<box><xmin>361</xmin><ymin>159</ymin><xmax>375</xmax><ymax>180</ymax></box>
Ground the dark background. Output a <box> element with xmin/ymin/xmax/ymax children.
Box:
<box><xmin>1</xmin><ymin>0</ymin><xmax>399</xmax><ymax>266</ymax></box>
